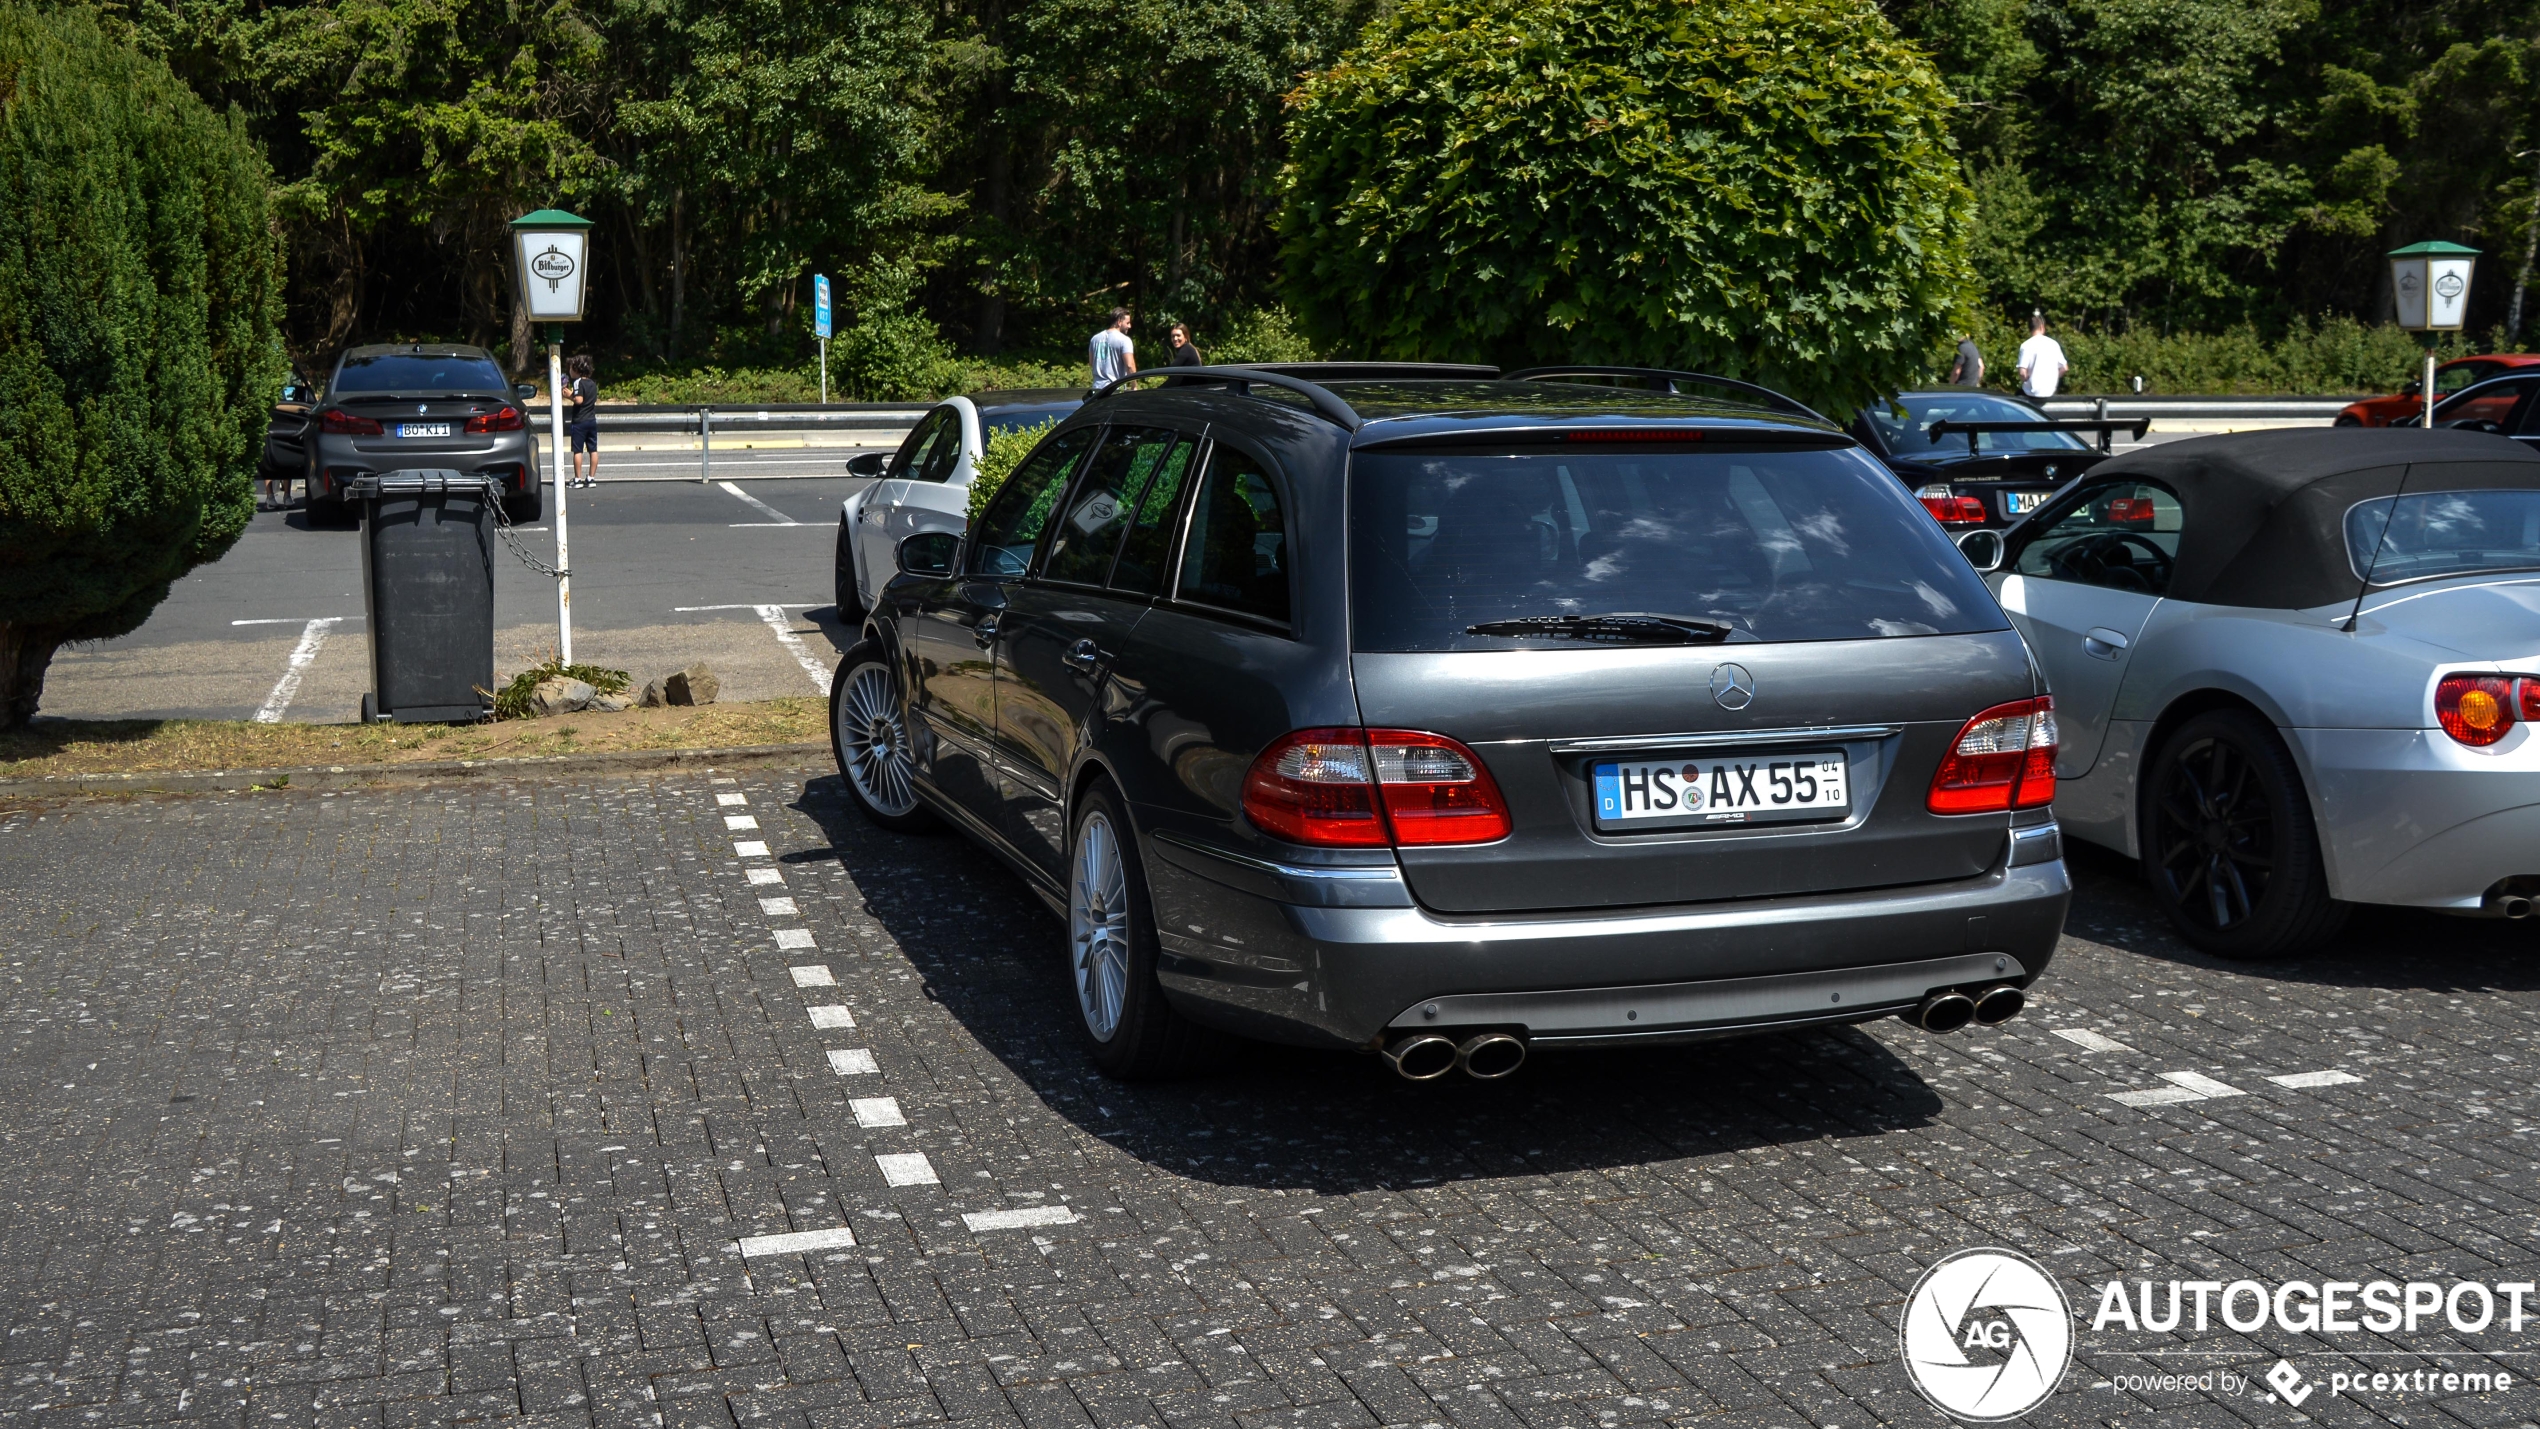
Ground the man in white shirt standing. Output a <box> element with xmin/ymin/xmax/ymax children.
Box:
<box><xmin>1089</xmin><ymin>308</ymin><xmax>1137</xmax><ymax>389</ymax></box>
<box><xmin>2016</xmin><ymin>312</ymin><xmax>2068</xmax><ymax>399</ymax></box>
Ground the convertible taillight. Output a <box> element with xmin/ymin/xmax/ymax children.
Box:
<box><xmin>2436</xmin><ymin>674</ymin><xmax>2531</xmax><ymax>747</ymax></box>
<box><xmin>1914</xmin><ymin>487</ymin><xmax>1987</xmax><ymax>525</ymax></box>
<box><xmin>1928</xmin><ymin>696</ymin><xmax>2058</xmax><ymax>814</ymax></box>
<box><xmin>318</xmin><ymin>407</ymin><xmax>383</xmax><ymax>436</ymax></box>
<box><xmin>1241</xmin><ymin>728</ymin><xmax>1511</xmax><ymax>847</ymax></box>
<box><xmin>464</xmin><ymin>405</ymin><xmax>524</xmax><ymax>433</ymax></box>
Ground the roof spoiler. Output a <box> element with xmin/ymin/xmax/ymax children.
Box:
<box><xmin>1925</xmin><ymin>417</ymin><xmax>2150</xmax><ymax>455</ymax></box>
<box><xmin>1505</xmin><ymin>366</ymin><xmax>1832</xmax><ymax>425</ymax></box>
<box><xmin>1091</xmin><ymin>366</ymin><xmax>1364</xmax><ymax>431</ymax></box>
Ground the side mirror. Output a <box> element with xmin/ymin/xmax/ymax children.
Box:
<box><xmin>846</xmin><ymin>451</ymin><xmax>890</xmax><ymax>478</ymax></box>
<box><xmin>2401</xmin><ymin>380</ymin><xmax>2422</xmax><ymax>396</ymax></box>
<box><xmin>897</xmin><ymin>531</ymin><xmax>960</xmax><ymax>577</ymax></box>
<box><xmin>1956</xmin><ymin>528</ymin><xmax>2005</xmax><ymax>572</ymax></box>
<box><xmin>516</xmin><ymin>383</ymin><xmax>539</xmax><ymax>403</ymax></box>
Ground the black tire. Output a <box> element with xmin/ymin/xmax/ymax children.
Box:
<box><xmin>829</xmin><ymin>640</ymin><xmax>938</xmax><ymax>833</ymax></box>
<box><xmin>1067</xmin><ymin>783</ymin><xmax>1209</xmax><ymax>1079</ymax></box>
<box><xmin>834</xmin><ymin>517</ymin><xmax>866</xmax><ymax>623</ymax></box>
<box><xmin>310</xmin><ymin>497</ymin><xmax>354</xmax><ymax>528</ymax></box>
<box><xmin>2332</xmin><ymin>414</ymin><xmax>2363</xmax><ymax>427</ymax></box>
<box><xmin>505</xmin><ymin>489</ymin><xmax>544</xmax><ymax>523</ymax></box>
<box><xmin>2140</xmin><ymin>708</ymin><xmax>2348</xmax><ymax>958</ymax></box>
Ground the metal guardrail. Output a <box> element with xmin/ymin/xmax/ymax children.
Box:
<box><xmin>527</xmin><ymin>404</ymin><xmax>927</xmax><ymax>435</ymax></box>
<box><xmin>2038</xmin><ymin>396</ymin><xmax>2354</xmax><ymax>419</ymax></box>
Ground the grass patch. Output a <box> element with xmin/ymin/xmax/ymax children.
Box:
<box><xmin>0</xmin><ymin>699</ymin><xmax>828</xmax><ymax>781</ymax></box>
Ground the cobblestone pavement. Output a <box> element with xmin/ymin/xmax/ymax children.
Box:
<box><xmin>2</xmin><ymin>768</ymin><xmax>2535</xmax><ymax>1429</ymax></box>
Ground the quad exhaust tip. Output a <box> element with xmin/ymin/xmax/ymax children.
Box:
<box><xmin>1915</xmin><ymin>991</ymin><xmax>1977</xmax><ymax>1034</ymax></box>
<box><xmin>1384</xmin><ymin>1031</ymin><xmax>1529</xmax><ymax>1081</ymax></box>
<box><xmin>1384</xmin><ymin>1033</ymin><xmax>1460</xmax><ymax>1081</ymax></box>
<box><xmin>1973</xmin><ymin>983</ymin><xmax>2025</xmax><ymax>1025</ymax></box>
<box><xmin>1457</xmin><ymin>1032</ymin><xmax>1527</xmax><ymax>1080</ymax></box>
<box><xmin>2497</xmin><ymin>894</ymin><xmax>2533</xmax><ymax>921</ymax></box>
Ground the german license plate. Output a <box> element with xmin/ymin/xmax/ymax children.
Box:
<box><xmin>1592</xmin><ymin>751</ymin><xmax>1849</xmax><ymax>829</ymax></box>
<box><xmin>2003</xmin><ymin>490</ymin><xmax>2047</xmax><ymax>515</ymax></box>
<box><xmin>396</xmin><ymin>422</ymin><xmax>451</xmax><ymax>438</ymax></box>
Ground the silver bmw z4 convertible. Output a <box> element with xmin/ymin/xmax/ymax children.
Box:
<box><xmin>1961</xmin><ymin>427</ymin><xmax>2540</xmax><ymax>956</ymax></box>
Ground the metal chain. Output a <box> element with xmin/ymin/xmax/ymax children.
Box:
<box><xmin>487</xmin><ymin>481</ymin><xmax>568</xmax><ymax>579</ymax></box>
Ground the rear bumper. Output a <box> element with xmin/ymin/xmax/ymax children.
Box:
<box><xmin>2298</xmin><ymin>727</ymin><xmax>2540</xmax><ymax>909</ymax></box>
<box><xmin>1142</xmin><ymin>824</ymin><xmax>2069</xmax><ymax>1050</ymax></box>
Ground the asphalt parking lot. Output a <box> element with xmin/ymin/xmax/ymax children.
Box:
<box><xmin>2</xmin><ymin>766</ymin><xmax>2532</xmax><ymax>1429</ymax></box>
<box><xmin>36</xmin><ymin>450</ymin><xmax>874</xmax><ymax>725</ymax></box>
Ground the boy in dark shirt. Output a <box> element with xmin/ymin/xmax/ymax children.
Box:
<box><xmin>566</xmin><ymin>354</ymin><xmax>599</xmax><ymax>488</ymax></box>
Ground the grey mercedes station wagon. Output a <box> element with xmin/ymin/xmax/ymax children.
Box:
<box><xmin>829</xmin><ymin>366</ymin><xmax>2072</xmax><ymax>1080</ymax></box>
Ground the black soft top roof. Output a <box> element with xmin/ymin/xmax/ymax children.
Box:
<box><xmin>2079</xmin><ymin>429</ymin><xmax>2540</xmax><ymax>608</ymax></box>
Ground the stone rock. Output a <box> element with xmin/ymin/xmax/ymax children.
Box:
<box><xmin>664</xmin><ymin>662</ymin><xmax>720</xmax><ymax>706</ymax></box>
<box><xmin>529</xmin><ymin>677</ymin><xmax>595</xmax><ymax>716</ymax></box>
<box><xmin>590</xmin><ymin>693</ymin><xmax>631</xmax><ymax>712</ymax></box>
<box><xmin>637</xmin><ymin>680</ymin><xmax>667</xmax><ymax>708</ymax></box>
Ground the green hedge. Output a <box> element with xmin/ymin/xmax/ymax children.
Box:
<box><xmin>1954</xmin><ymin>313</ymin><xmax>2501</xmax><ymax>396</ymax></box>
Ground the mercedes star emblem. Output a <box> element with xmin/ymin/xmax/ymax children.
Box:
<box><xmin>1710</xmin><ymin>663</ymin><xmax>1755</xmax><ymax>710</ymax></box>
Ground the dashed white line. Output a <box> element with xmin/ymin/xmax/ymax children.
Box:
<box><xmin>725</xmin><ymin>815</ymin><xmax>760</xmax><ymax>830</ymax></box>
<box><xmin>2161</xmin><ymin>1071</ymin><xmax>2246</xmax><ymax>1099</ymax></box>
<box><xmin>675</xmin><ymin>603</ymin><xmax>819</xmax><ymax>612</ymax></box>
<box><xmin>717</xmin><ymin>480</ymin><xmax>802</xmax><ymax>525</ymax></box>
<box><xmin>789</xmin><ymin>965</ymin><xmax>835</xmax><ymax>987</ymax></box>
<box><xmin>875</xmin><ymin>1153</ymin><xmax>938</xmax><ymax>1187</ymax></box>
<box><xmin>755</xmin><ymin>603</ymin><xmax>835</xmax><ymax>696</ymax></box>
<box><xmin>774</xmin><ymin>929</ymin><xmax>817</xmax><ymax>950</ymax></box>
<box><xmin>733</xmin><ymin>840</ymin><xmax>769</xmax><ymax>857</ymax></box>
<box><xmin>717</xmin><ymin>792</ymin><xmax>749</xmax><ymax>807</ymax></box>
<box><xmin>760</xmin><ymin>898</ymin><xmax>799</xmax><ymax>916</ymax></box>
<box><xmin>736</xmin><ymin>1227</ymin><xmax>856</xmax><ymax>1257</ymax></box>
<box><xmin>2269</xmin><ymin>1069</ymin><xmax>2364</xmax><ymax>1089</ymax></box>
<box><xmin>2108</xmin><ymin>1086</ymin><xmax>2207</xmax><ymax>1108</ymax></box>
<box><xmin>2053</xmin><ymin>1028</ymin><xmax>2137</xmax><ymax>1054</ymax></box>
<box><xmin>962</xmin><ymin>1206</ymin><xmax>1078</xmax><ymax>1232</ymax></box>
<box><xmin>808</xmin><ymin>1005</ymin><xmax>856</xmax><ymax>1029</ymax></box>
<box><xmin>827</xmin><ymin>1049</ymin><xmax>879</xmax><ymax>1075</ymax></box>
<box><xmin>747</xmin><ymin>868</ymin><xmax>786</xmax><ymax>886</ymax></box>
<box><xmin>252</xmin><ymin>617</ymin><xmax>345</xmax><ymax>723</ymax></box>
<box><xmin>851</xmin><ymin>1097</ymin><xmax>906</xmax><ymax>1128</ymax></box>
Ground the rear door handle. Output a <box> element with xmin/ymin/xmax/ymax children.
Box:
<box><xmin>973</xmin><ymin>614</ymin><xmax>999</xmax><ymax>648</ymax></box>
<box><xmin>1063</xmin><ymin>638</ymin><xmax>1110</xmax><ymax>673</ymax></box>
<box><xmin>2083</xmin><ymin>626</ymin><xmax>2130</xmax><ymax>660</ymax></box>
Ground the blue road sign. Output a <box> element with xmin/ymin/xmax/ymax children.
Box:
<box><xmin>814</xmin><ymin>274</ymin><xmax>832</xmax><ymax>339</ymax></box>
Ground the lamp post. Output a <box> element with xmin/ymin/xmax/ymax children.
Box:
<box><xmin>2388</xmin><ymin>240</ymin><xmax>2479</xmax><ymax>429</ymax></box>
<box><xmin>509</xmin><ymin>209</ymin><xmax>595</xmax><ymax>662</ymax></box>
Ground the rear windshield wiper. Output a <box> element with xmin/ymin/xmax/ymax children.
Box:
<box><xmin>1462</xmin><ymin>613</ymin><xmax>1734</xmax><ymax>645</ymax></box>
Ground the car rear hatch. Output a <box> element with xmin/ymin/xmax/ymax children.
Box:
<box><xmin>1344</xmin><ymin>430</ymin><xmax>2039</xmax><ymax>915</ymax></box>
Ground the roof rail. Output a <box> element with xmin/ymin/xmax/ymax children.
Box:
<box><xmin>1504</xmin><ymin>366</ymin><xmax>1831</xmax><ymax>424</ymax></box>
<box><xmin>1093</xmin><ymin>365</ymin><xmax>1363</xmax><ymax>431</ymax></box>
<box><xmin>1228</xmin><ymin>361</ymin><xmax>1500</xmax><ymax>381</ymax></box>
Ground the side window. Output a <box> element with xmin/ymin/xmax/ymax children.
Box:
<box><xmin>1042</xmin><ymin>427</ymin><xmax>1180</xmax><ymax>586</ymax></box>
<box><xmin>891</xmin><ymin>410</ymin><xmax>953</xmax><ymax>479</ymax></box>
<box><xmin>1176</xmin><ymin>446</ymin><xmax>1290</xmax><ymax>624</ymax></box>
<box><xmin>968</xmin><ymin>427</ymin><xmax>1097</xmax><ymax>577</ymax></box>
<box><xmin>914</xmin><ymin>413</ymin><xmax>967</xmax><ymax>483</ymax></box>
<box><xmin>2011</xmin><ymin>481</ymin><xmax>2182</xmax><ymax>595</ymax></box>
<box><xmin>1109</xmin><ymin>437</ymin><xmax>1200</xmax><ymax>595</ymax></box>
<box><xmin>2447</xmin><ymin>376</ymin><xmax>2538</xmax><ymax>433</ymax></box>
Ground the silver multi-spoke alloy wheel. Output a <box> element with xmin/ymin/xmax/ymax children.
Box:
<box><xmin>1071</xmin><ymin>811</ymin><xmax>1132</xmax><ymax>1041</ymax></box>
<box><xmin>837</xmin><ymin>662</ymin><xmax>919</xmax><ymax>818</ymax></box>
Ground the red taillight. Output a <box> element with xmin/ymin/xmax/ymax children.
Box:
<box><xmin>1241</xmin><ymin>728</ymin><xmax>1511</xmax><ymax>847</ymax></box>
<box><xmin>2436</xmin><ymin>674</ymin><xmax>2520</xmax><ymax>747</ymax></box>
<box><xmin>2524</xmin><ymin>677</ymin><xmax>2540</xmax><ymax>722</ymax></box>
<box><xmin>1928</xmin><ymin>696</ymin><xmax>2058</xmax><ymax>814</ymax></box>
<box><xmin>1919</xmin><ymin>493</ymin><xmax>1988</xmax><ymax>525</ymax></box>
<box><xmin>319</xmin><ymin>407</ymin><xmax>382</xmax><ymax>436</ymax></box>
<box><xmin>2106</xmin><ymin>497</ymin><xmax>2157</xmax><ymax>523</ymax></box>
<box><xmin>465</xmin><ymin>405</ymin><xmax>524</xmax><ymax>433</ymax></box>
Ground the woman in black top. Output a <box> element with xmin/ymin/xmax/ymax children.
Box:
<box><xmin>566</xmin><ymin>354</ymin><xmax>600</xmax><ymax>488</ymax></box>
<box><xmin>1163</xmin><ymin>323</ymin><xmax>1203</xmax><ymax>385</ymax></box>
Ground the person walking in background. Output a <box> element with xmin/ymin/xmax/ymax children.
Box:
<box><xmin>566</xmin><ymin>353</ymin><xmax>600</xmax><ymax>489</ymax></box>
<box><xmin>1948</xmin><ymin>332</ymin><xmax>1983</xmax><ymax>386</ymax></box>
<box><xmin>2016</xmin><ymin>312</ymin><xmax>2067</xmax><ymax>399</ymax></box>
<box><xmin>1089</xmin><ymin>308</ymin><xmax>1136</xmax><ymax>388</ymax></box>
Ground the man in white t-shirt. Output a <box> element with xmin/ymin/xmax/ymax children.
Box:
<box><xmin>2016</xmin><ymin>312</ymin><xmax>2068</xmax><ymax>399</ymax></box>
<box><xmin>1088</xmin><ymin>308</ymin><xmax>1137</xmax><ymax>388</ymax></box>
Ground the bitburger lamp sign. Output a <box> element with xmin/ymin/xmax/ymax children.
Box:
<box><xmin>1901</xmin><ymin>1246</ymin><xmax>2526</xmax><ymax>1419</ymax></box>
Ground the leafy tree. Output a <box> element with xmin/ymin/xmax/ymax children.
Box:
<box><xmin>1276</xmin><ymin>0</ymin><xmax>1978</xmax><ymax>415</ymax></box>
<box><xmin>0</xmin><ymin>4</ymin><xmax>284</xmax><ymax>727</ymax></box>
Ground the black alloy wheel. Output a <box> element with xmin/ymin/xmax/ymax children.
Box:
<box><xmin>2141</xmin><ymin>708</ymin><xmax>2346</xmax><ymax>958</ymax></box>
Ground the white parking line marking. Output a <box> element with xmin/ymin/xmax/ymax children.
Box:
<box><xmin>755</xmin><ymin>603</ymin><xmax>835</xmax><ymax>695</ymax></box>
<box><xmin>808</xmin><ymin>1006</ymin><xmax>856</xmax><ymax>1029</ymax></box>
<box><xmin>962</xmin><ymin>1206</ymin><xmax>1078</xmax><ymax>1232</ymax></box>
<box><xmin>232</xmin><ymin>616</ymin><xmax>353</xmax><ymax>625</ymax></box>
<box><xmin>851</xmin><ymin>1097</ymin><xmax>905</xmax><ymax>1127</ymax></box>
<box><xmin>2053</xmin><ymin>1028</ymin><xmax>2137</xmax><ymax>1053</ymax></box>
<box><xmin>2108</xmin><ymin>1086</ymin><xmax>2208</xmax><ymax>1108</ymax></box>
<box><xmin>747</xmin><ymin>868</ymin><xmax>786</xmax><ymax>886</ymax></box>
<box><xmin>2160</xmin><ymin>1071</ymin><xmax>2246</xmax><ymax>1098</ymax></box>
<box><xmin>717</xmin><ymin>480</ymin><xmax>802</xmax><ymax>525</ymax></box>
<box><xmin>252</xmin><ymin>617</ymin><xmax>345</xmax><ymax>723</ymax></box>
<box><xmin>736</xmin><ymin>1227</ymin><xmax>856</xmax><ymax>1257</ymax></box>
<box><xmin>733</xmin><ymin>840</ymin><xmax>769</xmax><ymax>857</ymax></box>
<box><xmin>717</xmin><ymin>792</ymin><xmax>749</xmax><ymax>806</ymax></box>
<box><xmin>725</xmin><ymin>815</ymin><xmax>759</xmax><ymax>830</ymax></box>
<box><xmin>759</xmin><ymin>897</ymin><xmax>798</xmax><ymax>916</ymax></box>
<box><xmin>710</xmin><ymin>777</ymin><xmax>738</xmax><ymax>783</ymax></box>
<box><xmin>789</xmin><ymin>965</ymin><xmax>835</xmax><ymax>987</ymax></box>
<box><xmin>675</xmin><ymin>603</ymin><xmax>819</xmax><ymax>612</ymax></box>
<box><xmin>774</xmin><ymin>929</ymin><xmax>817</xmax><ymax>950</ymax></box>
<box><xmin>2269</xmin><ymin>1069</ymin><xmax>2364</xmax><ymax>1089</ymax></box>
<box><xmin>827</xmin><ymin>1049</ymin><xmax>879</xmax><ymax>1075</ymax></box>
<box><xmin>875</xmin><ymin>1153</ymin><xmax>937</xmax><ymax>1187</ymax></box>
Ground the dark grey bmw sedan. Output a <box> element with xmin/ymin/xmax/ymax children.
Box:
<box><xmin>304</xmin><ymin>344</ymin><xmax>542</xmax><ymax>523</ymax></box>
<box><xmin>831</xmin><ymin>366</ymin><xmax>2070</xmax><ymax>1079</ymax></box>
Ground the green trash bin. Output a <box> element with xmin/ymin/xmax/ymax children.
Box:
<box><xmin>347</xmin><ymin>470</ymin><xmax>496</xmax><ymax>723</ymax></box>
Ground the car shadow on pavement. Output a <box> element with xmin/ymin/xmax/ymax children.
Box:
<box><xmin>787</xmin><ymin>778</ymin><xmax>1948</xmax><ymax>1195</ymax></box>
<box><xmin>2060</xmin><ymin>841</ymin><xmax>2540</xmax><ymax>992</ymax></box>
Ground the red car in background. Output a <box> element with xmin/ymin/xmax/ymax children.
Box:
<box><xmin>2336</xmin><ymin>353</ymin><xmax>2540</xmax><ymax>426</ymax></box>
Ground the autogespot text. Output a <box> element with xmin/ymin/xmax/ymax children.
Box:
<box><xmin>2093</xmin><ymin>1278</ymin><xmax>2539</xmax><ymax>1335</ymax></box>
